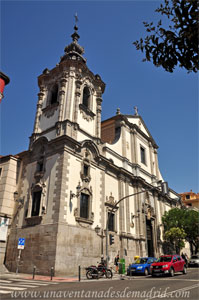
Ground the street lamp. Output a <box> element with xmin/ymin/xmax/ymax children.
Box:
<box><xmin>69</xmin><ymin>182</ymin><xmax>81</xmax><ymax>210</ymax></box>
<box><xmin>105</xmin><ymin>182</ymin><xmax>169</xmax><ymax>268</ymax></box>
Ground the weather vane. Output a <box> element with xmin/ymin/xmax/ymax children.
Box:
<box><xmin>74</xmin><ymin>13</ymin><xmax>78</xmax><ymax>26</ymax></box>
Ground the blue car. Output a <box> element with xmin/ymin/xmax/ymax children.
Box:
<box><xmin>127</xmin><ymin>257</ymin><xmax>157</xmax><ymax>276</ymax></box>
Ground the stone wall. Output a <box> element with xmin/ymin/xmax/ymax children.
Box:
<box><xmin>5</xmin><ymin>223</ymin><xmax>58</xmax><ymax>275</ymax></box>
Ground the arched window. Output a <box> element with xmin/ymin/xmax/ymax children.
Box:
<box><xmin>82</xmin><ymin>86</ymin><xmax>90</xmax><ymax>108</ymax></box>
<box><xmin>50</xmin><ymin>84</ymin><xmax>58</xmax><ymax>105</ymax></box>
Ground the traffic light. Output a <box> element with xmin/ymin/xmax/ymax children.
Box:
<box><xmin>109</xmin><ymin>234</ymin><xmax>114</xmax><ymax>245</ymax></box>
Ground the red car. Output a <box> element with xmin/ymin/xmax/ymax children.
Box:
<box><xmin>150</xmin><ymin>255</ymin><xmax>187</xmax><ymax>277</ymax></box>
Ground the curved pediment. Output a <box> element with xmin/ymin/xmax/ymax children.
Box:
<box><xmin>80</xmin><ymin>140</ymin><xmax>100</xmax><ymax>160</ymax></box>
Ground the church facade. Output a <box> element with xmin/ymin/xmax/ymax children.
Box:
<box><xmin>3</xmin><ymin>25</ymin><xmax>180</xmax><ymax>275</ymax></box>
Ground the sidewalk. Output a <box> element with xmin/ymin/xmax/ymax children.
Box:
<box><xmin>1</xmin><ymin>270</ymin><xmax>125</xmax><ymax>282</ymax></box>
<box><xmin>1</xmin><ymin>271</ymin><xmax>79</xmax><ymax>282</ymax></box>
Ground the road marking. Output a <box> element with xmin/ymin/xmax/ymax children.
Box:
<box><xmin>128</xmin><ymin>277</ymin><xmax>199</xmax><ymax>281</ymax></box>
<box><xmin>8</xmin><ymin>278</ymin><xmax>56</xmax><ymax>285</ymax></box>
<box><xmin>0</xmin><ymin>278</ymin><xmax>60</xmax><ymax>295</ymax></box>
<box><xmin>0</xmin><ymin>286</ymin><xmax>27</xmax><ymax>290</ymax></box>
<box><xmin>0</xmin><ymin>283</ymin><xmax>38</xmax><ymax>288</ymax></box>
<box><xmin>0</xmin><ymin>290</ymin><xmax>12</xmax><ymax>294</ymax></box>
<box><xmin>145</xmin><ymin>283</ymin><xmax>199</xmax><ymax>300</ymax></box>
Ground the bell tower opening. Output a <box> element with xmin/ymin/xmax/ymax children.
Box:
<box><xmin>50</xmin><ymin>84</ymin><xmax>58</xmax><ymax>105</ymax></box>
<box><xmin>82</xmin><ymin>86</ymin><xmax>90</xmax><ymax>108</ymax></box>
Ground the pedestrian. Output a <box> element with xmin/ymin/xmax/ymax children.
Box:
<box><xmin>181</xmin><ymin>252</ymin><xmax>188</xmax><ymax>267</ymax></box>
<box><xmin>100</xmin><ymin>255</ymin><xmax>106</xmax><ymax>267</ymax></box>
<box><xmin>114</xmin><ymin>254</ymin><xmax>119</xmax><ymax>273</ymax></box>
<box><xmin>184</xmin><ymin>253</ymin><xmax>189</xmax><ymax>267</ymax></box>
<box><xmin>181</xmin><ymin>252</ymin><xmax>186</xmax><ymax>260</ymax></box>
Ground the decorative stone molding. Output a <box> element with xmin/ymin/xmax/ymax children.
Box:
<box><xmin>34</xmin><ymin>171</ymin><xmax>44</xmax><ymax>181</ymax></box>
<box><xmin>25</xmin><ymin>216</ymin><xmax>42</xmax><ymax>226</ymax></box>
<box><xmin>79</xmin><ymin>104</ymin><xmax>95</xmax><ymax>121</ymax></box>
<box><xmin>38</xmin><ymin>92</ymin><xmax>44</xmax><ymax>101</ymax></box>
<box><xmin>60</xmin><ymin>78</ymin><xmax>67</xmax><ymax>88</ymax></box>
<box><xmin>59</xmin><ymin>90</ymin><xmax>65</xmax><ymax>96</ymax></box>
<box><xmin>75</xmin><ymin>216</ymin><xmax>94</xmax><ymax>225</ymax></box>
<box><xmin>105</xmin><ymin>193</ymin><xmax>119</xmax><ymax>209</ymax></box>
<box><xmin>142</xmin><ymin>202</ymin><xmax>155</xmax><ymax>219</ymax></box>
<box><xmin>42</xmin><ymin>102</ymin><xmax>59</xmax><ymax>118</ymax></box>
<box><xmin>74</xmin><ymin>208</ymin><xmax>94</xmax><ymax>225</ymax></box>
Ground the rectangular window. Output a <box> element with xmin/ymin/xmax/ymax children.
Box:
<box><xmin>80</xmin><ymin>193</ymin><xmax>89</xmax><ymax>219</ymax></box>
<box><xmin>31</xmin><ymin>191</ymin><xmax>41</xmax><ymax>216</ymax></box>
<box><xmin>108</xmin><ymin>212</ymin><xmax>115</xmax><ymax>231</ymax></box>
<box><xmin>185</xmin><ymin>195</ymin><xmax>190</xmax><ymax>200</ymax></box>
<box><xmin>0</xmin><ymin>168</ymin><xmax>2</xmax><ymax>179</ymax></box>
<box><xmin>140</xmin><ymin>146</ymin><xmax>146</xmax><ymax>164</ymax></box>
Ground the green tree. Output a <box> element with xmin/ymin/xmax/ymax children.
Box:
<box><xmin>164</xmin><ymin>227</ymin><xmax>186</xmax><ymax>254</ymax></box>
<box><xmin>133</xmin><ymin>0</ymin><xmax>198</xmax><ymax>73</ymax></box>
<box><xmin>162</xmin><ymin>208</ymin><xmax>199</xmax><ymax>254</ymax></box>
<box><xmin>183</xmin><ymin>209</ymin><xmax>199</xmax><ymax>255</ymax></box>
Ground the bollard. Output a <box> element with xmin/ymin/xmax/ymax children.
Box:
<box><xmin>50</xmin><ymin>267</ymin><xmax>54</xmax><ymax>280</ymax></box>
<box><xmin>33</xmin><ymin>266</ymin><xmax>36</xmax><ymax>280</ymax></box>
<box><xmin>78</xmin><ymin>265</ymin><xmax>81</xmax><ymax>282</ymax></box>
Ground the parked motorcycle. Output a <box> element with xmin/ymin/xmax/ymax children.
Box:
<box><xmin>86</xmin><ymin>263</ymin><xmax>113</xmax><ymax>279</ymax></box>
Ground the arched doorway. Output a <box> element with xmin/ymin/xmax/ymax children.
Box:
<box><xmin>146</xmin><ymin>218</ymin><xmax>154</xmax><ymax>257</ymax></box>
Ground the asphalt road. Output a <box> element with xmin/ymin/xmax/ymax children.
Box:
<box><xmin>1</xmin><ymin>268</ymin><xmax>199</xmax><ymax>300</ymax></box>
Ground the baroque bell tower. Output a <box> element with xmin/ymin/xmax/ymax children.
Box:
<box><xmin>30</xmin><ymin>21</ymin><xmax>105</xmax><ymax>149</ymax></box>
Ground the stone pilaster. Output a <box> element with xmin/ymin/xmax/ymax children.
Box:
<box><xmin>154</xmin><ymin>149</ymin><xmax>160</xmax><ymax>180</ymax></box>
<box><xmin>153</xmin><ymin>192</ymin><xmax>158</xmax><ymax>256</ymax></box>
<box><xmin>52</xmin><ymin>151</ymin><xmax>70</xmax><ymax>224</ymax></box>
<box><xmin>118</xmin><ymin>176</ymin><xmax>125</xmax><ymax>234</ymax></box>
<box><xmin>65</xmin><ymin>74</ymin><xmax>74</xmax><ymax>120</ymax></box>
<box><xmin>33</xmin><ymin>86</ymin><xmax>45</xmax><ymax>134</ymax></box>
<box><xmin>133</xmin><ymin>185</ymin><xmax>139</xmax><ymax>237</ymax></box>
<box><xmin>96</xmin><ymin>97</ymin><xmax>102</xmax><ymax>139</ymax></box>
<box><xmin>99</xmin><ymin>171</ymin><xmax>105</xmax><ymax>229</ymax></box>
<box><xmin>125</xmin><ymin>180</ymin><xmax>130</xmax><ymax>234</ymax></box>
<box><xmin>149</xmin><ymin>142</ymin><xmax>154</xmax><ymax>175</ymax></box>
<box><xmin>137</xmin><ymin>185</ymin><xmax>144</xmax><ymax>238</ymax></box>
<box><xmin>74</xmin><ymin>80</ymin><xmax>82</xmax><ymax>123</ymax></box>
<box><xmin>58</xmin><ymin>77</ymin><xmax>67</xmax><ymax>122</ymax></box>
<box><xmin>121</xmin><ymin>121</ymin><xmax>126</xmax><ymax>158</ymax></box>
<box><xmin>56</xmin><ymin>77</ymin><xmax>67</xmax><ymax>136</ymax></box>
<box><xmin>131</xmin><ymin>129</ymin><xmax>138</xmax><ymax>164</ymax></box>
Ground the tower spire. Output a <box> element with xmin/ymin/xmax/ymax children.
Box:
<box><xmin>71</xmin><ymin>13</ymin><xmax>79</xmax><ymax>43</ymax></box>
<box><xmin>60</xmin><ymin>14</ymin><xmax>86</xmax><ymax>64</ymax></box>
<box><xmin>74</xmin><ymin>12</ymin><xmax>78</xmax><ymax>27</ymax></box>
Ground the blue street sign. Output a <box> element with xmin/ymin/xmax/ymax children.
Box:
<box><xmin>18</xmin><ymin>238</ymin><xmax>25</xmax><ymax>249</ymax></box>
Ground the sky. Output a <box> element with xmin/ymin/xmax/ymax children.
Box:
<box><xmin>1</xmin><ymin>0</ymin><xmax>198</xmax><ymax>194</ymax></box>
